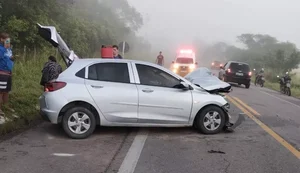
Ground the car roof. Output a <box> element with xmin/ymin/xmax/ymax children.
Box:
<box><xmin>70</xmin><ymin>58</ymin><xmax>162</xmax><ymax>67</ymax></box>
<box><xmin>227</xmin><ymin>61</ymin><xmax>249</xmax><ymax>65</ymax></box>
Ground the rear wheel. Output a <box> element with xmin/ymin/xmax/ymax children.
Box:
<box><xmin>195</xmin><ymin>106</ymin><xmax>226</xmax><ymax>134</ymax></box>
<box><xmin>62</xmin><ymin>107</ymin><xmax>96</xmax><ymax>139</ymax></box>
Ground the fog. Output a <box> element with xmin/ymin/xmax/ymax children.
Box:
<box><xmin>128</xmin><ymin>0</ymin><xmax>300</xmax><ymax>62</ymax></box>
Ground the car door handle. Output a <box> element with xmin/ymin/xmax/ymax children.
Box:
<box><xmin>142</xmin><ymin>89</ymin><xmax>153</xmax><ymax>93</ymax></box>
<box><xmin>91</xmin><ymin>85</ymin><xmax>103</xmax><ymax>89</ymax></box>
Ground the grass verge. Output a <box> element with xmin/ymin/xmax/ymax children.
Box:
<box><xmin>0</xmin><ymin>52</ymin><xmax>65</xmax><ymax>136</ymax></box>
<box><xmin>252</xmin><ymin>76</ymin><xmax>300</xmax><ymax>98</ymax></box>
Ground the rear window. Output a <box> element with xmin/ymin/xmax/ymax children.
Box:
<box><xmin>229</xmin><ymin>63</ymin><xmax>250</xmax><ymax>72</ymax></box>
<box><xmin>175</xmin><ymin>57</ymin><xmax>194</xmax><ymax>64</ymax></box>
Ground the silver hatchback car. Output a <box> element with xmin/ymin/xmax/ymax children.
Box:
<box><xmin>38</xmin><ymin>24</ymin><xmax>236</xmax><ymax>139</ymax></box>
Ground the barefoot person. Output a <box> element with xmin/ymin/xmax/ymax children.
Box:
<box><xmin>0</xmin><ymin>32</ymin><xmax>14</xmax><ymax>117</ymax></box>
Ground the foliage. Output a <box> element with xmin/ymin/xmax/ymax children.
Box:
<box><xmin>203</xmin><ymin>33</ymin><xmax>300</xmax><ymax>75</ymax></box>
<box><xmin>0</xmin><ymin>0</ymin><xmax>150</xmax><ymax>58</ymax></box>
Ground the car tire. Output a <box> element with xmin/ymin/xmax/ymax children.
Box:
<box><xmin>62</xmin><ymin>107</ymin><xmax>96</xmax><ymax>139</ymax></box>
<box><xmin>195</xmin><ymin>105</ymin><xmax>226</xmax><ymax>134</ymax></box>
<box><xmin>245</xmin><ymin>83</ymin><xmax>250</xmax><ymax>89</ymax></box>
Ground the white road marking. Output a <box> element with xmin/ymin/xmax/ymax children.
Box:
<box><xmin>52</xmin><ymin>153</ymin><xmax>75</xmax><ymax>157</ymax></box>
<box><xmin>259</xmin><ymin>89</ymin><xmax>300</xmax><ymax>109</ymax></box>
<box><xmin>118</xmin><ymin>129</ymin><xmax>148</xmax><ymax>173</ymax></box>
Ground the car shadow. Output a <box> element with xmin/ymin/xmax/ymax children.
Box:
<box><xmin>43</xmin><ymin>123</ymin><xmax>235</xmax><ymax>140</ymax></box>
<box><xmin>43</xmin><ymin>124</ymin><xmax>134</xmax><ymax>139</ymax></box>
<box><xmin>229</xmin><ymin>83</ymin><xmax>247</xmax><ymax>89</ymax></box>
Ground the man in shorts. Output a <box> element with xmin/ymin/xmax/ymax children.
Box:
<box><xmin>0</xmin><ymin>32</ymin><xmax>14</xmax><ymax>116</ymax></box>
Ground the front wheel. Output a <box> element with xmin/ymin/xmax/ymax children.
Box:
<box><xmin>62</xmin><ymin>107</ymin><xmax>97</xmax><ymax>139</ymax></box>
<box><xmin>195</xmin><ymin>106</ymin><xmax>226</xmax><ymax>134</ymax></box>
<box><xmin>286</xmin><ymin>88</ymin><xmax>291</xmax><ymax>96</ymax></box>
<box><xmin>260</xmin><ymin>82</ymin><xmax>264</xmax><ymax>87</ymax></box>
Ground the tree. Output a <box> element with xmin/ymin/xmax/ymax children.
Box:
<box><xmin>0</xmin><ymin>0</ymin><xmax>149</xmax><ymax>58</ymax></box>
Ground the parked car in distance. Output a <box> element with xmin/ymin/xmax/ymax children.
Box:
<box><xmin>219</xmin><ymin>61</ymin><xmax>252</xmax><ymax>89</ymax></box>
<box><xmin>211</xmin><ymin>60</ymin><xmax>223</xmax><ymax>70</ymax></box>
<box><xmin>38</xmin><ymin>24</ymin><xmax>235</xmax><ymax>139</ymax></box>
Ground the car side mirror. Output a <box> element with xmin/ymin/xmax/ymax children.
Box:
<box><xmin>178</xmin><ymin>81</ymin><xmax>191</xmax><ymax>90</ymax></box>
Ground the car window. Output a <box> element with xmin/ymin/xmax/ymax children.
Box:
<box><xmin>136</xmin><ymin>64</ymin><xmax>180</xmax><ymax>88</ymax></box>
<box><xmin>175</xmin><ymin>57</ymin><xmax>194</xmax><ymax>64</ymax></box>
<box><xmin>75</xmin><ymin>67</ymin><xmax>85</xmax><ymax>78</ymax></box>
<box><xmin>229</xmin><ymin>63</ymin><xmax>250</xmax><ymax>72</ymax></box>
<box><xmin>88</xmin><ymin>63</ymin><xmax>130</xmax><ymax>83</ymax></box>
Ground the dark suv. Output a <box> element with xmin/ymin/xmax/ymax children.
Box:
<box><xmin>219</xmin><ymin>61</ymin><xmax>251</xmax><ymax>88</ymax></box>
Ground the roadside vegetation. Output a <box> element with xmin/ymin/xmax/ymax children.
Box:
<box><xmin>0</xmin><ymin>0</ymin><xmax>149</xmax><ymax>135</ymax></box>
<box><xmin>203</xmin><ymin>34</ymin><xmax>300</xmax><ymax>97</ymax></box>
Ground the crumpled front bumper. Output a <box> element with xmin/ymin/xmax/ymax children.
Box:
<box><xmin>221</xmin><ymin>103</ymin><xmax>245</xmax><ymax>132</ymax></box>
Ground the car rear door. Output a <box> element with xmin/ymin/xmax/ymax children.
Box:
<box><xmin>132</xmin><ymin>62</ymin><xmax>193</xmax><ymax>124</ymax></box>
<box><xmin>84</xmin><ymin>62</ymin><xmax>138</xmax><ymax>123</ymax></box>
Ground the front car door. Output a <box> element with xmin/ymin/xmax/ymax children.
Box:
<box><xmin>132</xmin><ymin>62</ymin><xmax>193</xmax><ymax>125</ymax></box>
<box><xmin>85</xmin><ymin>62</ymin><xmax>138</xmax><ymax>123</ymax></box>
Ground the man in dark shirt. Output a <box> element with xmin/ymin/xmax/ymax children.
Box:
<box><xmin>156</xmin><ymin>51</ymin><xmax>164</xmax><ymax>66</ymax></box>
<box><xmin>112</xmin><ymin>45</ymin><xmax>123</xmax><ymax>59</ymax></box>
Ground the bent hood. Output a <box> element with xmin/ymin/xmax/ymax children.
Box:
<box><xmin>189</xmin><ymin>76</ymin><xmax>231</xmax><ymax>93</ymax></box>
<box><xmin>37</xmin><ymin>23</ymin><xmax>79</xmax><ymax>67</ymax></box>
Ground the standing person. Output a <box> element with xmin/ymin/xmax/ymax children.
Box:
<box><xmin>40</xmin><ymin>56</ymin><xmax>63</xmax><ymax>88</ymax></box>
<box><xmin>112</xmin><ymin>45</ymin><xmax>123</xmax><ymax>59</ymax></box>
<box><xmin>0</xmin><ymin>32</ymin><xmax>14</xmax><ymax>116</ymax></box>
<box><xmin>156</xmin><ymin>51</ymin><xmax>164</xmax><ymax>66</ymax></box>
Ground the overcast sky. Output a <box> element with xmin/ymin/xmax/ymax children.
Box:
<box><xmin>128</xmin><ymin>0</ymin><xmax>300</xmax><ymax>49</ymax></box>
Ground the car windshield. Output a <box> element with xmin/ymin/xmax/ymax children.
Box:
<box><xmin>175</xmin><ymin>57</ymin><xmax>194</xmax><ymax>64</ymax></box>
<box><xmin>230</xmin><ymin>63</ymin><xmax>250</xmax><ymax>72</ymax></box>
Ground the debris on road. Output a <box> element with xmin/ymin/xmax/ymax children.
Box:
<box><xmin>224</xmin><ymin>113</ymin><xmax>245</xmax><ymax>133</ymax></box>
<box><xmin>208</xmin><ymin>150</ymin><xmax>226</xmax><ymax>154</ymax></box>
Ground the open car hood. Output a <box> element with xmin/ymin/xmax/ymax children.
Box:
<box><xmin>37</xmin><ymin>23</ymin><xmax>79</xmax><ymax>66</ymax></box>
<box><xmin>189</xmin><ymin>76</ymin><xmax>231</xmax><ymax>94</ymax></box>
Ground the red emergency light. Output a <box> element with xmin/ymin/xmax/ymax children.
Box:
<box><xmin>179</xmin><ymin>49</ymin><xmax>193</xmax><ymax>54</ymax></box>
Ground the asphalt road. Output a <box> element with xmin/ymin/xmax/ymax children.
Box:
<box><xmin>1</xmin><ymin>73</ymin><xmax>300</xmax><ymax>172</ymax></box>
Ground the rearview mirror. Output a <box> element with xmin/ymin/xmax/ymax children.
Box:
<box><xmin>177</xmin><ymin>81</ymin><xmax>190</xmax><ymax>90</ymax></box>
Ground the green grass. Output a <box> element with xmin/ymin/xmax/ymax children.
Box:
<box><xmin>252</xmin><ymin>75</ymin><xmax>300</xmax><ymax>98</ymax></box>
<box><xmin>0</xmin><ymin>53</ymin><xmax>65</xmax><ymax>135</ymax></box>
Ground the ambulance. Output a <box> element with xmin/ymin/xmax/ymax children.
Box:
<box><xmin>170</xmin><ymin>49</ymin><xmax>198</xmax><ymax>77</ymax></box>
